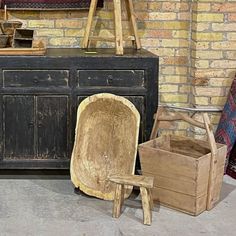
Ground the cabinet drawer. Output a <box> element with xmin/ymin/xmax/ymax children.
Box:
<box><xmin>77</xmin><ymin>70</ymin><xmax>145</xmax><ymax>87</ymax></box>
<box><xmin>3</xmin><ymin>70</ymin><xmax>69</xmax><ymax>88</ymax></box>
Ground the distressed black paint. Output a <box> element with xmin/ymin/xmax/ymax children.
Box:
<box><xmin>77</xmin><ymin>70</ymin><xmax>145</xmax><ymax>87</ymax></box>
<box><xmin>4</xmin><ymin>95</ymin><xmax>35</xmax><ymax>158</ymax></box>
<box><xmin>3</xmin><ymin>70</ymin><xmax>69</xmax><ymax>88</ymax></box>
<box><xmin>37</xmin><ymin>96</ymin><xmax>69</xmax><ymax>159</ymax></box>
<box><xmin>0</xmin><ymin>48</ymin><xmax>158</xmax><ymax>169</ymax></box>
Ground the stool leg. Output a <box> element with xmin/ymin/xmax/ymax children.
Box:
<box><xmin>148</xmin><ymin>188</ymin><xmax>154</xmax><ymax>210</ymax></box>
<box><xmin>113</xmin><ymin>0</ymin><xmax>124</xmax><ymax>55</ymax></box>
<box><xmin>113</xmin><ymin>184</ymin><xmax>124</xmax><ymax>218</ymax></box>
<box><xmin>140</xmin><ymin>187</ymin><xmax>152</xmax><ymax>225</ymax></box>
<box><xmin>82</xmin><ymin>0</ymin><xmax>98</xmax><ymax>48</ymax></box>
<box><xmin>126</xmin><ymin>0</ymin><xmax>141</xmax><ymax>49</ymax></box>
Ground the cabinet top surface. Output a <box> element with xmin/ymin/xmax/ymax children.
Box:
<box><xmin>0</xmin><ymin>48</ymin><xmax>158</xmax><ymax>59</ymax></box>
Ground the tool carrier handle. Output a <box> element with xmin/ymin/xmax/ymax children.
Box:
<box><xmin>150</xmin><ymin>106</ymin><xmax>218</xmax><ymax>210</ymax></box>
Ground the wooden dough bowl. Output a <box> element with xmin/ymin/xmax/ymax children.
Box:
<box><xmin>70</xmin><ymin>93</ymin><xmax>140</xmax><ymax>200</ymax></box>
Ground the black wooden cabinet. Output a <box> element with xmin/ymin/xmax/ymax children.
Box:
<box><xmin>0</xmin><ymin>48</ymin><xmax>158</xmax><ymax>169</ymax></box>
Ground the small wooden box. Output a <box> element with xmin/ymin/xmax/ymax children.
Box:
<box><xmin>13</xmin><ymin>29</ymin><xmax>34</xmax><ymax>48</ymax></box>
<box><xmin>139</xmin><ymin>134</ymin><xmax>227</xmax><ymax>215</ymax></box>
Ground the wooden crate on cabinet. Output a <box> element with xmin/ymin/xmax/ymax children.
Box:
<box><xmin>138</xmin><ymin>108</ymin><xmax>227</xmax><ymax>216</ymax></box>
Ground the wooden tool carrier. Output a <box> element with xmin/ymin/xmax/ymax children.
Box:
<box><xmin>138</xmin><ymin>107</ymin><xmax>227</xmax><ymax>216</ymax></box>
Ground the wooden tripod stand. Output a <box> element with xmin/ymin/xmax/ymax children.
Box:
<box><xmin>82</xmin><ymin>0</ymin><xmax>141</xmax><ymax>55</ymax></box>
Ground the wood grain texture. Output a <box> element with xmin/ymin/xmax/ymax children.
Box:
<box><xmin>0</xmin><ymin>47</ymin><xmax>46</xmax><ymax>55</ymax></box>
<box><xmin>37</xmin><ymin>96</ymin><xmax>69</xmax><ymax>159</ymax></box>
<box><xmin>109</xmin><ymin>174</ymin><xmax>154</xmax><ymax>188</ymax></box>
<box><xmin>113</xmin><ymin>0</ymin><xmax>123</xmax><ymax>55</ymax></box>
<box><xmin>70</xmin><ymin>93</ymin><xmax>140</xmax><ymax>200</ymax></box>
<box><xmin>112</xmin><ymin>183</ymin><xmax>124</xmax><ymax>218</ymax></box>
<box><xmin>152</xmin><ymin>187</ymin><xmax>207</xmax><ymax>216</ymax></box>
<box><xmin>140</xmin><ymin>186</ymin><xmax>152</xmax><ymax>225</ymax></box>
<box><xmin>4</xmin><ymin>95</ymin><xmax>34</xmax><ymax>159</ymax></box>
<box><xmin>82</xmin><ymin>0</ymin><xmax>98</xmax><ymax>48</ymax></box>
<box><xmin>139</xmin><ymin>119</ymin><xmax>227</xmax><ymax>215</ymax></box>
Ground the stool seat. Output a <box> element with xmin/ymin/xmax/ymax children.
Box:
<box><xmin>109</xmin><ymin>175</ymin><xmax>154</xmax><ymax>188</ymax></box>
<box><xmin>109</xmin><ymin>174</ymin><xmax>154</xmax><ymax>225</ymax></box>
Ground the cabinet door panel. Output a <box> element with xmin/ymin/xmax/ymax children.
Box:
<box><xmin>37</xmin><ymin>96</ymin><xmax>69</xmax><ymax>159</ymax></box>
<box><xmin>4</xmin><ymin>95</ymin><xmax>35</xmax><ymax>159</ymax></box>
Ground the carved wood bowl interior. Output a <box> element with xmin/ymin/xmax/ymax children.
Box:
<box><xmin>70</xmin><ymin>93</ymin><xmax>140</xmax><ymax>200</ymax></box>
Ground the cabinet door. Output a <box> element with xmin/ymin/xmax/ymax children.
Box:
<box><xmin>3</xmin><ymin>95</ymin><xmax>35</xmax><ymax>159</ymax></box>
<box><xmin>37</xmin><ymin>96</ymin><xmax>69</xmax><ymax>159</ymax></box>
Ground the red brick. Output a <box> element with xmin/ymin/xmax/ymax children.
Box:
<box><xmin>162</xmin><ymin>2</ymin><xmax>176</xmax><ymax>12</ymax></box>
<box><xmin>163</xmin><ymin>56</ymin><xmax>188</xmax><ymax>65</ymax></box>
<box><xmin>139</xmin><ymin>30</ymin><xmax>172</xmax><ymax>39</ymax></box>
<box><xmin>228</xmin><ymin>14</ymin><xmax>236</xmax><ymax>21</ymax></box>
<box><xmin>212</xmin><ymin>3</ymin><xmax>236</xmax><ymax>12</ymax></box>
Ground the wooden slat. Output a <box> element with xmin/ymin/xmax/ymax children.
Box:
<box><xmin>142</xmin><ymin>155</ymin><xmax>210</xmax><ymax>197</ymax></box>
<box><xmin>203</xmin><ymin>113</ymin><xmax>218</xmax><ymax>210</ymax></box>
<box><xmin>139</xmin><ymin>145</ymin><xmax>199</xmax><ymax>179</ymax></box>
<box><xmin>113</xmin><ymin>0</ymin><xmax>123</xmax><ymax>55</ymax></box>
<box><xmin>150</xmin><ymin>106</ymin><xmax>164</xmax><ymax>140</ymax></box>
<box><xmin>109</xmin><ymin>174</ymin><xmax>154</xmax><ymax>188</ymax></box>
<box><xmin>157</xmin><ymin>114</ymin><xmax>206</xmax><ymax>129</ymax></box>
<box><xmin>0</xmin><ymin>47</ymin><xmax>45</xmax><ymax>55</ymax></box>
<box><xmin>88</xmin><ymin>35</ymin><xmax>135</xmax><ymax>42</ymax></box>
<box><xmin>127</xmin><ymin>0</ymin><xmax>141</xmax><ymax>49</ymax></box>
<box><xmin>82</xmin><ymin>0</ymin><xmax>98</xmax><ymax>48</ymax></box>
<box><xmin>152</xmin><ymin>187</ymin><xmax>207</xmax><ymax>216</ymax></box>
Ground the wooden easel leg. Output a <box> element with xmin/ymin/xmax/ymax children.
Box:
<box><xmin>113</xmin><ymin>0</ymin><xmax>124</xmax><ymax>55</ymax></box>
<box><xmin>140</xmin><ymin>187</ymin><xmax>152</xmax><ymax>225</ymax></box>
<box><xmin>82</xmin><ymin>0</ymin><xmax>98</xmax><ymax>48</ymax></box>
<box><xmin>127</xmin><ymin>0</ymin><xmax>141</xmax><ymax>50</ymax></box>
<box><xmin>113</xmin><ymin>184</ymin><xmax>124</xmax><ymax>218</ymax></box>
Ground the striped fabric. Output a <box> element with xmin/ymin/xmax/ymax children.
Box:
<box><xmin>215</xmin><ymin>75</ymin><xmax>236</xmax><ymax>179</ymax></box>
<box><xmin>1</xmin><ymin>0</ymin><xmax>104</xmax><ymax>9</ymax></box>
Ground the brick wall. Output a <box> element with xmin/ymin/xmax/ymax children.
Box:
<box><xmin>2</xmin><ymin>0</ymin><xmax>236</xmax><ymax>137</ymax></box>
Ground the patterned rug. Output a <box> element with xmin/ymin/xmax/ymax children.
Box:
<box><xmin>1</xmin><ymin>0</ymin><xmax>104</xmax><ymax>9</ymax></box>
<box><xmin>215</xmin><ymin>74</ymin><xmax>236</xmax><ymax>179</ymax></box>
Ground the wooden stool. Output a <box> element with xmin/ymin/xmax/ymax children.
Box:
<box><xmin>109</xmin><ymin>174</ymin><xmax>154</xmax><ymax>225</ymax></box>
<box><xmin>82</xmin><ymin>0</ymin><xmax>141</xmax><ymax>55</ymax></box>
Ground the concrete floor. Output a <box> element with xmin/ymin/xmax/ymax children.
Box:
<box><xmin>0</xmin><ymin>173</ymin><xmax>235</xmax><ymax>236</ymax></box>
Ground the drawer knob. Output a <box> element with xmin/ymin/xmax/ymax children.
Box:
<box><xmin>107</xmin><ymin>77</ymin><xmax>113</xmax><ymax>85</ymax></box>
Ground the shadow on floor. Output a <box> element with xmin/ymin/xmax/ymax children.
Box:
<box><xmin>220</xmin><ymin>181</ymin><xmax>236</xmax><ymax>201</ymax></box>
<box><xmin>0</xmin><ymin>169</ymin><xmax>70</xmax><ymax>179</ymax></box>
